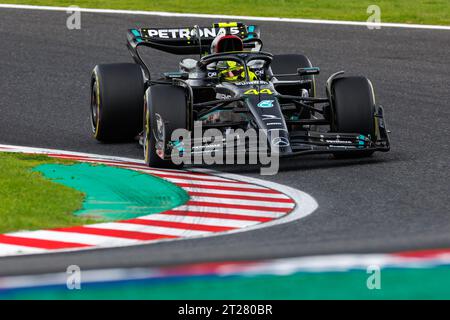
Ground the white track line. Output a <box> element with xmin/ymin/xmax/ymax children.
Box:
<box><xmin>10</xmin><ymin>230</ymin><xmax>136</xmax><ymax>246</ymax></box>
<box><xmin>0</xmin><ymin>144</ymin><xmax>145</xmax><ymax>164</ymax></box>
<box><xmin>137</xmin><ymin>214</ymin><xmax>257</xmax><ymax>228</ymax></box>
<box><xmin>0</xmin><ymin>244</ymin><xmax>44</xmax><ymax>255</ymax></box>
<box><xmin>146</xmin><ymin>170</ymin><xmax>233</xmax><ymax>182</ymax></box>
<box><xmin>183</xmin><ymin>187</ymin><xmax>289</xmax><ymax>198</ymax></box>
<box><xmin>189</xmin><ymin>196</ymin><xmax>294</xmax><ymax>208</ymax></box>
<box><xmin>84</xmin><ymin>222</ymin><xmax>209</xmax><ymax>237</ymax></box>
<box><xmin>161</xmin><ymin>178</ymin><xmax>267</xmax><ymax>189</ymax></box>
<box><xmin>109</xmin><ymin>164</ymin><xmax>232</xmax><ymax>181</ymax></box>
<box><xmin>0</xmin><ymin>4</ymin><xmax>449</xmax><ymax>30</ymax></box>
<box><xmin>171</xmin><ymin>205</ymin><xmax>286</xmax><ymax>218</ymax></box>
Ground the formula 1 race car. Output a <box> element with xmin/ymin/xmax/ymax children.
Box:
<box><xmin>90</xmin><ymin>22</ymin><xmax>390</xmax><ymax>168</ymax></box>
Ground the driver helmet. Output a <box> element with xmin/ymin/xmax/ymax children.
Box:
<box><xmin>210</xmin><ymin>34</ymin><xmax>243</xmax><ymax>53</ymax></box>
<box><xmin>210</xmin><ymin>34</ymin><xmax>257</xmax><ymax>82</ymax></box>
<box><xmin>217</xmin><ymin>61</ymin><xmax>257</xmax><ymax>82</ymax></box>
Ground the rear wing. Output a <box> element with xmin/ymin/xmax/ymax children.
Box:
<box><xmin>127</xmin><ymin>22</ymin><xmax>261</xmax><ymax>55</ymax></box>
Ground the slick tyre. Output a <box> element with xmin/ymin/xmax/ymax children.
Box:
<box><xmin>329</xmin><ymin>76</ymin><xmax>376</xmax><ymax>158</ymax></box>
<box><xmin>271</xmin><ymin>54</ymin><xmax>316</xmax><ymax>96</ymax></box>
<box><xmin>91</xmin><ymin>63</ymin><xmax>144</xmax><ymax>142</ymax></box>
<box><xmin>271</xmin><ymin>54</ymin><xmax>316</xmax><ymax>118</ymax></box>
<box><xmin>144</xmin><ymin>84</ymin><xmax>188</xmax><ymax>168</ymax></box>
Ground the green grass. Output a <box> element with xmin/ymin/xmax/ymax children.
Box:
<box><xmin>0</xmin><ymin>152</ymin><xmax>95</xmax><ymax>233</ymax></box>
<box><xmin>6</xmin><ymin>0</ymin><xmax>450</xmax><ymax>25</ymax></box>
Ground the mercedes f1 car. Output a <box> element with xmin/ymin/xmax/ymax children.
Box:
<box><xmin>90</xmin><ymin>22</ymin><xmax>390</xmax><ymax>168</ymax></box>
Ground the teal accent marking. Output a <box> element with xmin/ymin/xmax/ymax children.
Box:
<box><xmin>172</xmin><ymin>140</ymin><xmax>185</xmax><ymax>153</ymax></box>
<box><xmin>257</xmin><ymin>100</ymin><xmax>275</xmax><ymax>108</ymax></box>
<box><xmin>246</xmin><ymin>25</ymin><xmax>255</xmax><ymax>39</ymax></box>
<box><xmin>34</xmin><ymin>163</ymin><xmax>189</xmax><ymax>220</ymax></box>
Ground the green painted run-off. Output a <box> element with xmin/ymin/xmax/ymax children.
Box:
<box><xmin>35</xmin><ymin>163</ymin><xmax>189</xmax><ymax>220</ymax></box>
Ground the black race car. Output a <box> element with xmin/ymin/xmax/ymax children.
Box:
<box><xmin>90</xmin><ymin>22</ymin><xmax>390</xmax><ymax>168</ymax></box>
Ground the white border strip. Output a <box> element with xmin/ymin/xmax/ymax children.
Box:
<box><xmin>0</xmin><ymin>4</ymin><xmax>449</xmax><ymax>30</ymax></box>
<box><xmin>0</xmin><ymin>143</ymin><xmax>146</xmax><ymax>164</ymax></box>
<box><xmin>0</xmin><ymin>144</ymin><xmax>317</xmax><ymax>257</ymax></box>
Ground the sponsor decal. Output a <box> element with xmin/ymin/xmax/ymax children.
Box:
<box><xmin>326</xmin><ymin>140</ymin><xmax>353</xmax><ymax>144</ymax></box>
<box><xmin>272</xmin><ymin>137</ymin><xmax>290</xmax><ymax>147</ymax></box>
<box><xmin>329</xmin><ymin>145</ymin><xmax>357</xmax><ymax>149</ymax></box>
<box><xmin>235</xmin><ymin>80</ymin><xmax>269</xmax><ymax>86</ymax></box>
<box><xmin>142</xmin><ymin>27</ymin><xmax>240</xmax><ymax>39</ymax></box>
<box><xmin>262</xmin><ymin>114</ymin><xmax>282</xmax><ymax>120</ymax></box>
<box><xmin>216</xmin><ymin>22</ymin><xmax>238</xmax><ymax>28</ymax></box>
<box><xmin>192</xmin><ymin>143</ymin><xmax>223</xmax><ymax>151</ymax></box>
<box><xmin>244</xmin><ymin>89</ymin><xmax>274</xmax><ymax>95</ymax></box>
<box><xmin>216</xmin><ymin>93</ymin><xmax>232</xmax><ymax>99</ymax></box>
<box><xmin>254</xmin><ymin>69</ymin><xmax>265</xmax><ymax>76</ymax></box>
<box><xmin>257</xmin><ymin>100</ymin><xmax>275</xmax><ymax>108</ymax></box>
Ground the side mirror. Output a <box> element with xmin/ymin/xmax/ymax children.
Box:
<box><xmin>297</xmin><ymin>67</ymin><xmax>320</xmax><ymax>76</ymax></box>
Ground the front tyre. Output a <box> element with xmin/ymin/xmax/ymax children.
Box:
<box><xmin>144</xmin><ymin>84</ymin><xmax>188</xmax><ymax>168</ymax></box>
<box><xmin>91</xmin><ymin>63</ymin><xmax>144</xmax><ymax>142</ymax></box>
<box><xmin>329</xmin><ymin>76</ymin><xmax>376</xmax><ymax>158</ymax></box>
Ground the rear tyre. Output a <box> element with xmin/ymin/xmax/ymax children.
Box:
<box><xmin>271</xmin><ymin>54</ymin><xmax>316</xmax><ymax>96</ymax></box>
<box><xmin>271</xmin><ymin>54</ymin><xmax>316</xmax><ymax>119</ymax></box>
<box><xmin>91</xmin><ymin>63</ymin><xmax>144</xmax><ymax>142</ymax></box>
<box><xmin>144</xmin><ymin>84</ymin><xmax>188</xmax><ymax>168</ymax></box>
<box><xmin>329</xmin><ymin>76</ymin><xmax>376</xmax><ymax>158</ymax></box>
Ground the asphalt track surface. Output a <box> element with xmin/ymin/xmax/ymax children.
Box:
<box><xmin>0</xmin><ymin>8</ymin><xmax>449</xmax><ymax>276</ymax></box>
